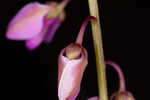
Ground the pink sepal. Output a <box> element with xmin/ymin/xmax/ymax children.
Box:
<box><xmin>58</xmin><ymin>44</ymin><xmax>88</xmax><ymax>100</ymax></box>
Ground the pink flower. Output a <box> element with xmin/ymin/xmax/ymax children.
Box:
<box><xmin>6</xmin><ymin>0</ymin><xmax>69</xmax><ymax>50</ymax></box>
<box><xmin>57</xmin><ymin>16</ymin><xmax>96</xmax><ymax>100</ymax></box>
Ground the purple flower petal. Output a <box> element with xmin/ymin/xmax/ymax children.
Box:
<box><xmin>6</xmin><ymin>2</ymin><xmax>50</xmax><ymax>40</ymax></box>
<box><xmin>43</xmin><ymin>17</ymin><xmax>62</xmax><ymax>43</ymax></box>
<box><xmin>25</xmin><ymin>17</ymin><xmax>62</xmax><ymax>50</ymax></box>
<box><xmin>25</xmin><ymin>30</ymin><xmax>44</xmax><ymax>50</ymax></box>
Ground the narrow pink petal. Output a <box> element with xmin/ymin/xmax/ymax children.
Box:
<box><xmin>43</xmin><ymin>17</ymin><xmax>62</xmax><ymax>43</ymax></box>
<box><xmin>58</xmin><ymin>48</ymin><xmax>69</xmax><ymax>84</ymax></box>
<box><xmin>88</xmin><ymin>96</ymin><xmax>99</xmax><ymax>100</ymax></box>
<box><xmin>58</xmin><ymin>47</ymin><xmax>88</xmax><ymax>100</ymax></box>
<box><xmin>6</xmin><ymin>2</ymin><xmax>50</xmax><ymax>40</ymax></box>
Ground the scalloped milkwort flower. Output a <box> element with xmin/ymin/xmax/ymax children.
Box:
<box><xmin>58</xmin><ymin>16</ymin><xmax>96</xmax><ymax>100</ymax></box>
<box><xmin>6</xmin><ymin>0</ymin><xmax>69</xmax><ymax>50</ymax></box>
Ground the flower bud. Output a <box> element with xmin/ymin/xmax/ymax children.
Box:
<box><xmin>110</xmin><ymin>91</ymin><xmax>135</xmax><ymax>100</ymax></box>
<box><xmin>106</xmin><ymin>61</ymin><xmax>135</xmax><ymax>100</ymax></box>
<box><xmin>58</xmin><ymin>16</ymin><xmax>96</xmax><ymax>100</ymax></box>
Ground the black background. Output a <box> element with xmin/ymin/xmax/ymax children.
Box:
<box><xmin>0</xmin><ymin>0</ymin><xmax>149</xmax><ymax>100</ymax></box>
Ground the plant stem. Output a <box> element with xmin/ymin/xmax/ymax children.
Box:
<box><xmin>88</xmin><ymin>0</ymin><xmax>108</xmax><ymax>100</ymax></box>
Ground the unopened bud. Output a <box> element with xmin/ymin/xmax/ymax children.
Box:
<box><xmin>111</xmin><ymin>91</ymin><xmax>135</xmax><ymax>100</ymax></box>
<box><xmin>65</xmin><ymin>43</ymin><xmax>82</xmax><ymax>59</ymax></box>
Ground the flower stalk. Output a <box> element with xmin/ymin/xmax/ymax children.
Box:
<box><xmin>106</xmin><ymin>61</ymin><xmax>135</xmax><ymax>100</ymax></box>
<box><xmin>88</xmin><ymin>0</ymin><xmax>108</xmax><ymax>100</ymax></box>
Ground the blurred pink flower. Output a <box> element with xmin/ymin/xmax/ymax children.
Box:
<box><xmin>57</xmin><ymin>16</ymin><xmax>96</xmax><ymax>100</ymax></box>
<box><xmin>6</xmin><ymin>0</ymin><xmax>69</xmax><ymax>50</ymax></box>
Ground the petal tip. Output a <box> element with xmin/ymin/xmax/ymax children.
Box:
<box><xmin>5</xmin><ymin>31</ymin><xmax>17</xmax><ymax>40</ymax></box>
<box><xmin>25</xmin><ymin>42</ymin><xmax>36</xmax><ymax>51</ymax></box>
<box><xmin>25</xmin><ymin>40</ymin><xmax>41</xmax><ymax>51</ymax></box>
<box><xmin>88</xmin><ymin>96</ymin><xmax>99</xmax><ymax>100</ymax></box>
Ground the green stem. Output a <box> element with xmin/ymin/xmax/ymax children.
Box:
<box><xmin>88</xmin><ymin>0</ymin><xmax>108</xmax><ymax>100</ymax></box>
